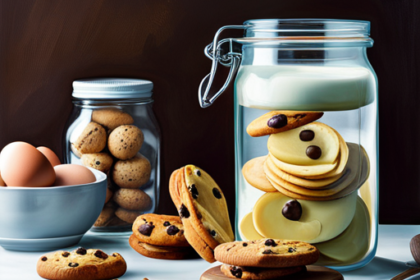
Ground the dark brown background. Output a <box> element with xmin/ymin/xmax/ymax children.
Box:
<box><xmin>0</xmin><ymin>0</ymin><xmax>416</xmax><ymax>224</ymax></box>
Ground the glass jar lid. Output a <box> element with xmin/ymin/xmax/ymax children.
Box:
<box><xmin>237</xmin><ymin>19</ymin><xmax>373</xmax><ymax>47</ymax></box>
<box><xmin>72</xmin><ymin>78</ymin><xmax>153</xmax><ymax>100</ymax></box>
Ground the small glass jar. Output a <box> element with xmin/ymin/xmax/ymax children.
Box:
<box><xmin>200</xmin><ymin>19</ymin><xmax>378</xmax><ymax>271</ymax></box>
<box><xmin>64</xmin><ymin>78</ymin><xmax>160</xmax><ymax>234</ymax></box>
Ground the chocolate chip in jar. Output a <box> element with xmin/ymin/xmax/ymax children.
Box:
<box><xmin>108</xmin><ymin>125</ymin><xmax>144</xmax><ymax>160</ymax></box>
<box><xmin>299</xmin><ymin>130</ymin><xmax>315</xmax><ymax>141</ymax></box>
<box><xmin>267</xmin><ymin>114</ymin><xmax>288</xmax><ymax>129</ymax></box>
<box><xmin>112</xmin><ymin>153</ymin><xmax>151</xmax><ymax>189</ymax></box>
<box><xmin>306</xmin><ymin>145</ymin><xmax>322</xmax><ymax>160</ymax></box>
<box><xmin>282</xmin><ymin>200</ymin><xmax>302</xmax><ymax>221</ymax></box>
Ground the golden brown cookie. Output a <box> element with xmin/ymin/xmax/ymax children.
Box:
<box><xmin>36</xmin><ymin>248</ymin><xmax>126</xmax><ymax>280</ymax></box>
<box><xmin>201</xmin><ymin>265</ymin><xmax>343</xmax><ymax>280</ymax></box>
<box><xmin>242</xmin><ymin>156</ymin><xmax>277</xmax><ymax>192</ymax></box>
<box><xmin>74</xmin><ymin>122</ymin><xmax>107</xmax><ymax>154</ymax></box>
<box><xmin>220</xmin><ymin>264</ymin><xmax>305</xmax><ymax>280</ymax></box>
<box><xmin>113</xmin><ymin>188</ymin><xmax>152</xmax><ymax>211</ymax></box>
<box><xmin>169</xmin><ymin>168</ymin><xmax>216</xmax><ymax>262</ymax></box>
<box><xmin>215</xmin><ymin>239</ymin><xmax>319</xmax><ymax>268</ymax></box>
<box><xmin>81</xmin><ymin>153</ymin><xmax>113</xmax><ymax>173</ymax></box>
<box><xmin>247</xmin><ymin>111</ymin><xmax>324</xmax><ymax>137</ymax></box>
<box><xmin>180</xmin><ymin>165</ymin><xmax>234</xmax><ymax>248</ymax></box>
<box><xmin>132</xmin><ymin>214</ymin><xmax>189</xmax><ymax>247</ymax></box>
<box><xmin>129</xmin><ymin>234</ymin><xmax>196</xmax><ymax>260</ymax></box>
<box><xmin>115</xmin><ymin>207</ymin><xmax>142</xmax><ymax>224</ymax></box>
<box><xmin>112</xmin><ymin>153</ymin><xmax>151</xmax><ymax>188</ymax></box>
<box><xmin>94</xmin><ymin>205</ymin><xmax>116</xmax><ymax>227</ymax></box>
<box><xmin>92</xmin><ymin>108</ymin><xmax>134</xmax><ymax>131</ymax></box>
<box><xmin>108</xmin><ymin>125</ymin><xmax>144</xmax><ymax>160</ymax></box>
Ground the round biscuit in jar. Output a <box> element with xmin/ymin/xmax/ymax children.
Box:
<box><xmin>113</xmin><ymin>153</ymin><xmax>151</xmax><ymax>188</ymax></box>
<box><xmin>108</xmin><ymin>125</ymin><xmax>144</xmax><ymax>160</ymax></box>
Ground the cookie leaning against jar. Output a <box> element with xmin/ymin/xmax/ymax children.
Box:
<box><xmin>169</xmin><ymin>165</ymin><xmax>234</xmax><ymax>263</ymax></box>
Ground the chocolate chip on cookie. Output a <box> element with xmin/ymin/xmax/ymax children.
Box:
<box><xmin>189</xmin><ymin>184</ymin><xmax>199</xmax><ymax>199</ymax></box>
<box><xmin>139</xmin><ymin>223</ymin><xmax>155</xmax><ymax>236</ymax></box>
<box><xmin>62</xmin><ymin>252</ymin><xmax>70</xmax><ymax>257</ymax></box>
<box><xmin>41</xmin><ymin>257</ymin><xmax>47</xmax><ymax>261</ymax></box>
<box><xmin>267</xmin><ymin>114</ymin><xmax>288</xmax><ymax>129</ymax></box>
<box><xmin>76</xmin><ymin>247</ymin><xmax>87</xmax><ymax>255</ymax></box>
<box><xmin>212</xmin><ymin>188</ymin><xmax>222</xmax><ymax>199</ymax></box>
<box><xmin>68</xmin><ymin>262</ymin><xmax>79</xmax><ymax>268</ymax></box>
<box><xmin>179</xmin><ymin>204</ymin><xmax>190</xmax><ymax>219</ymax></box>
<box><xmin>282</xmin><ymin>200</ymin><xmax>302</xmax><ymax>221</ymax></box>
<box><xmin>230</xmin><ymin>266</ymin><xmax>243</xmax><ymax>278</ymax></box>
<box><xmin>306</xmin><ymin>145</ymin><xmax>322</xmax><ymax>160</ymax></box>
<box><xmin>264</xmin><ymin>239</ymin><xmax>277</xmax><ymax>247</ymax></box>
<box><xmin>167</xmin><ymin>225</ymin><xmax>179</xmax><ymax>236</ymax></box>
<box><xmin>300</xmin><ymin>130</ymin><xmax>315</xmax><ymax>141</ymax></box>
<box><xmin>94</xmin><ymin>250</ymin><xmax>108</xmax><ymax>259</ymax></box>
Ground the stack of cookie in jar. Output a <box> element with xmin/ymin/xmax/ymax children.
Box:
<box><xmin>70</xmin><ymin>108</ymin><xmax>153</xmax><ymax>227</ymax></box>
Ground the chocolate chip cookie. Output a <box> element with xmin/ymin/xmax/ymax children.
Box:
<box><xmin>247</xmin><ymin>111</ymin><xmax>324</xmax><ymax>137</ymax></box>
<box><xmin>132</xmin><ymin>214</ymin><xmax>189</xmax><ymax>247</ymax></box>
<box><xmin>169</xmin><ymin>166</ymin><xmax>234</xmax><ymax>263</ymax></box>
<box><xmin>220</xmin><ymin>264</ymin><xmax>305</xmax><ymax>280</ymax></box>
<box><xmin>129</xmin><ymin>234</ymin><xmax>196</xmax><ymax>260</ymax></box>
<box><xmin>36</xmin><ymin>248</ymin><xmax>126</xmax><ymax>280</ymax></box>
<box><xmin>215</xmin><ymin>239</ymin><xmax>319</xmax><ymax>268</ymax></box>
<box><xmin>180</xmin><ymin>165</ymin><xmax>234</xmax><ymax>247</ymax></box>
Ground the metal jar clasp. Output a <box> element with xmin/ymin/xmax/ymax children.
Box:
<box><xmin>198</xmin><ymin>25</ymin><xmax>247</xmax><ymax>108</ymax></box>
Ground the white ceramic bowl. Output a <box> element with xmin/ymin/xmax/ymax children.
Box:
<box><xmin>0</xmin><ymin>168</ymin><xmax>107</xmax><ymax>251</ymax></box>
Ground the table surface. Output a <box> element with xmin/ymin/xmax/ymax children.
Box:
<box><xmin>0</xmin><ymin>225</ymin><xmax>419</xmax><ymax>280</ymax></box>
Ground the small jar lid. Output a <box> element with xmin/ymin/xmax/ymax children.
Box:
<box><xmin>72</xmin><ymin>78</ymin><xmax>153</xmax><ymax>99</ymax></box>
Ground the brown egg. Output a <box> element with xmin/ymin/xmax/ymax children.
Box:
<box><xmin>0</xmin><ymin>142</ymin><xmax>56</xmax><ymax>187</ymax></box>
<box><xmin>37</xmin><ymin>146</ymin><xmax>61</xmax><ymax>167</ymax></box>
<box><xmin>54</xmin><ymin>164</ymin><xmax>96</xmax><ymax>186</ymax></box>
